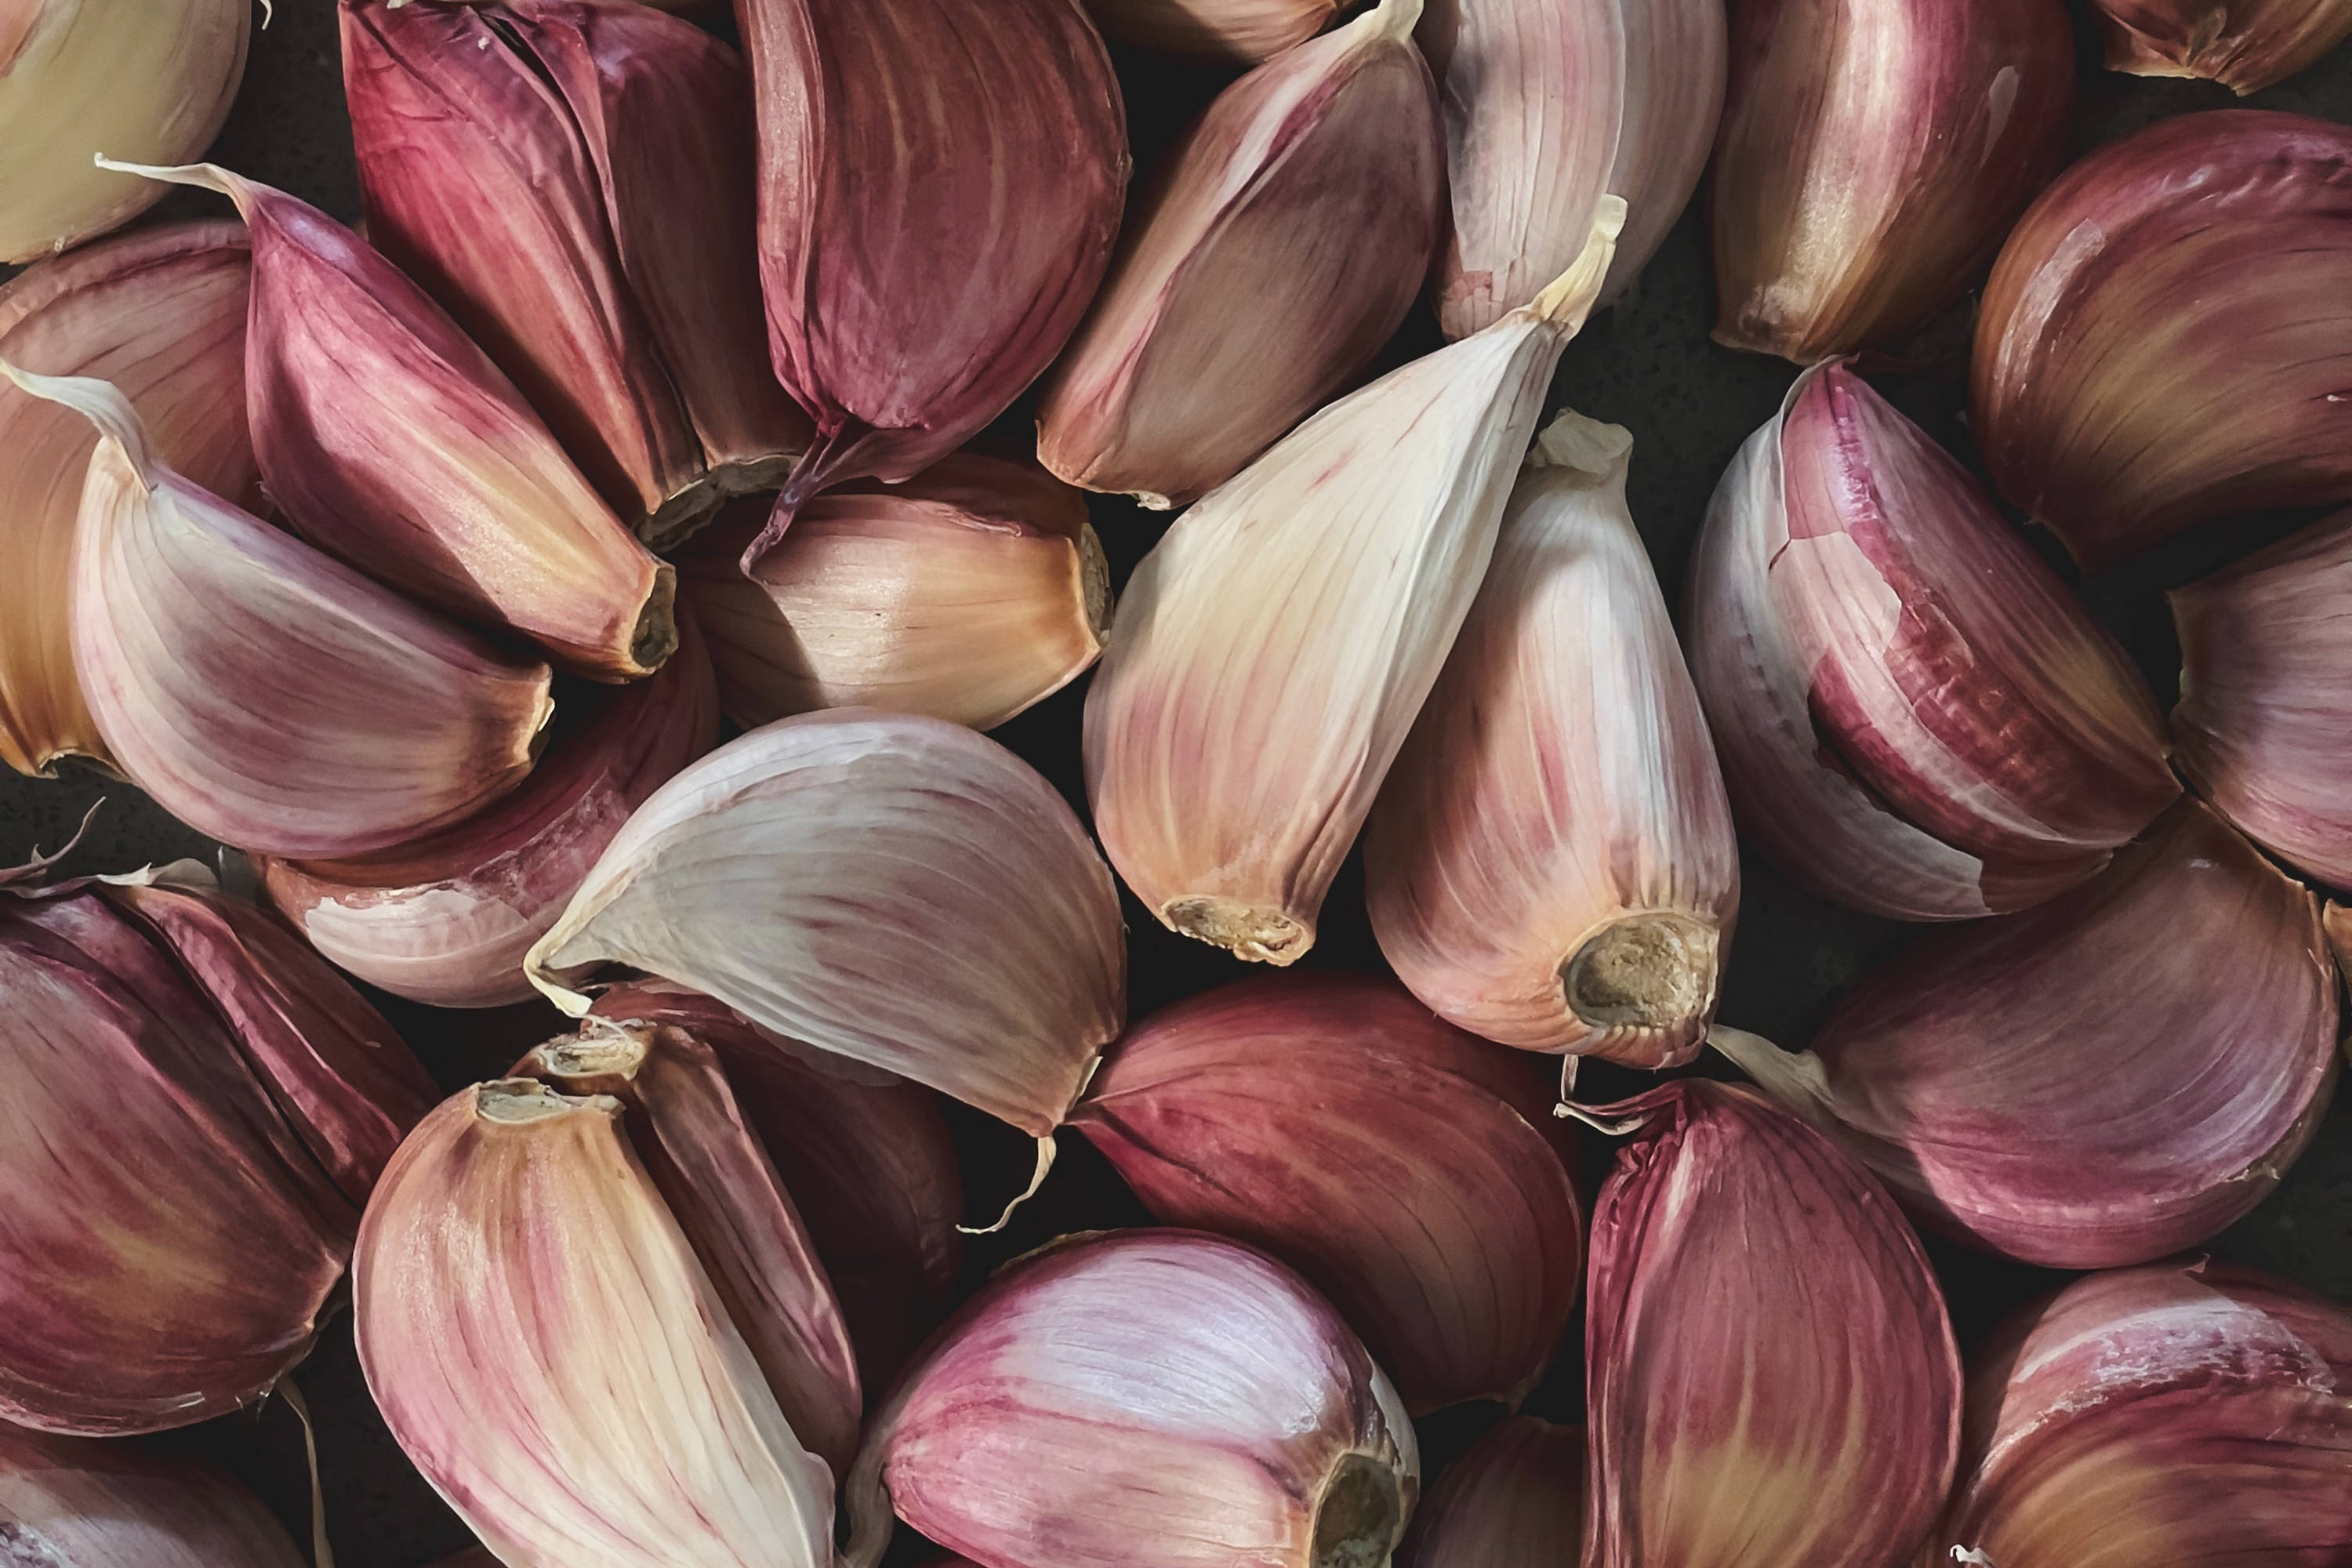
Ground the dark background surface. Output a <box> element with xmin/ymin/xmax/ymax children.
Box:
<box><xmin>3</xmin><ymin>2</ymin><xmax>2350</xmax><ymax>1563</ymax></box>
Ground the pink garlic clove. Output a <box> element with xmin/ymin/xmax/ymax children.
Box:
<box><xmin>1081</xmin><ymin>0</ymin><xmax>1336</xmax><ymax>60</ymax></box>
<box><xmin>0</xmin><ymin>1421</ymin><xmax>309</xmax><ymax>1566</ymax></box>
<box><xmin>2093</xmin><ymin>0</ymin><xmax>2352</xmax><ymax>93</ymax></box>
<box><xmin>1400</xmin><ymin>1417</ymin><xmax>1582</xmax><ymax>1568</ymax></box>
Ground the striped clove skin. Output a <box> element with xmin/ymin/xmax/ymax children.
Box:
<box><xmin>341</xmin><ymin>0</ymin><xmax>808</xmax><ymax>549</ymax></box>
<box><xmin>1080</xmin><ymin>0</ymin><xmax>1336</xmax><ymax>60</ymax></box>
<box><xmin>2094</xmin><ymin>0</ymin><xmax>2352</xmax><ymax>92</ymax></box>
<box><xmin>1036</xmin><ymin>0</ymin><xmax>1443</xmax><ymax>510</ymax></box>
<box><xmin>0</xmin><ymin>1421</ymin><xmax>309</xmax><ymax>1567</ymax></box>
<box><xmin>1597</xmin><ymin>0</ymin><xmax>1726</xmax><ymax>305</ymax></box>
<box><xmin>678</xmin><ymin>457</ymin><xmax>1110</xmax><ymax>732</ymax></box>
<box><xmin>1685</xmin><ymin>361</ymin><xmax>2176</xmax><ymax>921</ymax></box>
<box><xmin>1400</xmin><ymin>1417</ymin><xmax>1582</xmax><ymax>1568</ymax></box>
<box><xmin>0</xmin><ymin>220</ymin><xmax>253</xmax><ymax>778</ymax></box>
<box><xmin>1715</xmin><ymin>800</ymin><xmax>2341</xmax><ymax>1270</ymax></box>
<box><xmin>1367</xmin><ymin>413</ymin><xmax>1738</xmax><ymax>1066</ymax></box>
<box><xmin>100</xmin><ymin>159</ymin><xmax>677</xmax><ymax>681</ymax></box>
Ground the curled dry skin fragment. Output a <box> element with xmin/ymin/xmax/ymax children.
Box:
<box><xmin>2092</xmin><ymin>0</ymin><xmax>2352</xmax><ymax>93</ymax></box>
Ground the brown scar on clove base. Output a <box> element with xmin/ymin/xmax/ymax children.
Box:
<box><xmin>1562</xmin><ymin>913</ymin><xmax>1715</xmax><ymax>1029</ymax></box>
<box><xmin>1310</xmin><ymin>1452</ymin><xmax>1403</xmax><ymax>1568</ymax></box>
<box><xmin>1163</xmin><ymin>897</ymin><xmax>1311</xmax><ymax>964</ymax></box>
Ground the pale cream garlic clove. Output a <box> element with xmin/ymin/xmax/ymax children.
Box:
<box><xmin>1084</xmin><ymin>201</ymin><xmax>1624</xmax><ymax>965</ymax></box>
<box><xmin>1684</xmin><ymin>361</ymin><xmax>2177</xmax><ymax>922</ymax></box>
<box><xmin>101</xmin><ymin>160</ymin><xmax>677</xmax><ymax>681</ymax></box>
<box><xmin>1713</xmin><ymin>800</ymin><xmax>2340</xmax><ymax>1270</ymax></box>
<box><xmin>0</xmin><ymin>220</ymin><xmax>253</xmax><ymax>779</ymax></box>
<box><xmin>2094</xmin><ymin>0</ymin><xmax>2352</xmax><ymax>93</ymax></box>
<box><xmin>0</xmin><ymin>0</ymin><xmax>249</xmax><ymax>263</ymax></box>
<box><xmin>1366</xmin><ymin>413</ymin><xmax>1738</xmax><ymax>1068</ymax></box>
<box><xmin>1399</xmin><ymin>1417</ymin><xmax>1582</xmax><ymax>1568</ymax></box>
<box><xmin>1036</xmin><ymin>0</ymin><xmax>1443</xmax><ymax>510</ymax></box>
<box><xmin>1597</xmin><ymin>0</ymin><xmax>1725</xmax><ymax>306</ymax></box>
<box><xmin>677</xmin><ymin>457</ymin><xmax>1110</xmax><ymax>732</ymax></box>
<box><xmin>1711</xmin><ymin>0</ymin><xmax>2074</xmax><ymax>362</ymax></box>
<box><xmin>354</xmin><ymin>1081</ymin><xmax>839</xmax><ymax>1568</ymax></box>
<box><xmin>0</xmin><ymin>1421</ymin><xmax>309</xmax><ymax>1567</ymax></box>
<box><xmin>0</xmin><ymin>362</ymin><xmax>554</xmax><ymax>859</ymax></box>
<box><xmin>1081</xmin><ymin>0</ymin><xmax>1338</xmax><ymax>60</ymax></box>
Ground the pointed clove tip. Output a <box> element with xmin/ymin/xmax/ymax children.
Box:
<box><xmin>1163</xmin><ymin>896</ymin><xmax>1312</xmax><ymax>964</ymax></box>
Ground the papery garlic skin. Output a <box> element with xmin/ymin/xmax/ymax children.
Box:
<box><xmin>1085</xmin><ymin>203</ymin><xmax>1623</xmax><ymax>965</ymax></box>
<box><xmin>0</xmin><ymin>0</ymin><xmax>249</xmax><ymax>262</ymax></box>
<box><xmin>0</xmin><ymin>1421</ymin><xmax>309</xmax><ymax>1567</ymax></box>
<box><xmin>2</xmin><ymin>363</ymin><xmax>554</xmax><ymax>859</ymax></box>
<box><xmin>341</xmin><ymin>0</ymin><xmax>808</xmax><ymax>546</ymax></box>
<box><xmin>1715</xmin><ymin>800</ymin><xmax>2340</xmax><ymax>1270</ymax></box>
<box><xmin>1940</xmin><ymin>1261</ymin><xmax>2352</xmax><ymax>1565</ymax></box>
<box><xmin>528</xmin><ymin>710</ymin><xmax>1126</xmax><ymax>1139</ymax></box>
<box><xmin>1685</xmin><ymin>362</ymin><xmax>2176</xmax><ymax>922</ymax></box>
<box><xmin>678</xmin><ymin>459</ymin><xmax>1110</xmax><ymax>732</ymax></box>
<box><xmin>1711</xmin><ymin>0</ymin><xmax>2074</xmax><ymax>362</ymax></box>
<box><xmin>1583</xmin><ymin>1080</ymin><xmax>1960</xmax><ymax>1568</ymax></box>
<box><xmin>1073</xmin><ymin>972</ymin><xmax>1582</xmax><ymax>1414</ymax></box>
<box><xmin>1367</xmin><ymin>414</ymin><xmax>1737</xmax><ymax>1065</ymax></box>
<box><xmin>1036</xmin><ymin>0</ymin><xmax>1443</xmax><ymax>510</ymax></box>
<box><xmin>1974</xmin><ymin>111</ymin><xmax>2352</xmax><ymax>572</ymax></box>
<box><xmin>0</xmin><ymin>220</ymin><xmax>252</xmax><ymax>778</ymax></box>
<box><xmin>1399</xmin><ymin>1417</ymin><xmax>1581</xmax><ymax>1568</ymax></box>
<box><xmin>2095</xmin><ymin>0</ymin><xmax>2352</xmax><ymax>93</ymax></box>
<box><xmin>845</xmin><ymin>1229</ymin><xmax>1419</xmax><ymax>1568</ymax></box>
<box><xmin>1082</xmin><ymin>0</ymin><xmax>1335</xmax><ymax>60</ymax></box>
<box><xmin>355</xmin><ymin>1083</ymin><xmax>838</xmax><ymax>1568</ymax></box>
<box><xmin>1599</xmin><ymin>0</ymin><xmax>1725</xmax><ymax>305</ymax></box>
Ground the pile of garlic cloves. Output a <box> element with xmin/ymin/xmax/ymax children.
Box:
<box><xmin>5</xmin><ymin>1</ymin><xmax>2352</xmax><ymax>1566</ymax></box>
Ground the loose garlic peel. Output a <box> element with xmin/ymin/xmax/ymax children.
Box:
<box><xmin>2094</xmin><ymin>0</ymin><xmax>2352</xmax><ymax>93</ymax></box>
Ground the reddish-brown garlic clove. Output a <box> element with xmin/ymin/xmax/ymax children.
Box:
<box><xmin>2093</xmin><ymin>0</ymin><xmax>2352</xmax><ymax>93</ymax></box>
<box><xmin>1073</xmin><ymin>972</ymin><xmax>1582</xmax><ymax>1414</ymax></box>
<box><xmin>1715</xmin><ymin>800</ymin><xmax>2341</xmax><ymax>1269</ymax></box>
<box><xmin>0</xmin><ymin>1421</ymin><xmax>309</xmax><ymax>1567</ymax></box>
<box><xmin>1081</xmin><ymin>0</ymin><xmax>1336</xmax><ymax>60</ymax></box>
<box><xmin>1400</xmin><ymin>1417</ymin><xmax>1582</xmax><ymax>1568</ymax></box>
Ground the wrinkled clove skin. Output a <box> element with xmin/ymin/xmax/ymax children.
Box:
<box><xmin>1685</xmin><ymin>361</ymin><xmax>2176</xmax><ymax>921</ymax></box>
<box><xmin>1715</xmin><ymin>800</ymin><xmax>2341</xmax><ymax>1270</ymax></box>
<box><xmin>1367</xmin><ymin>414</ymin><xmax>1738</xmax><ymax>1065</ymax></box>
<box><xmin>0</xmin><ymin>0</ymin><xmax>248</xmax><ymax>263</ymax></box>
<box><xmin>1582</xmin><ymin>1080</ymin><xmax>1960</xmax><ymax>1568</ymax></box>
<box><xmin>355</xmin><ymin>1081</ymin><xmax>839</xmax><ymax>1567</ymax></box>
<box><xmin>2094</xmin><ymin>0</ymin><xmax>2352</xmax><ymax>92</ymax></box>
<box><xmin>0</xmin><ymin>220</ymin><xmax>253</xmax><ymax>778</ymax></box>
<box><xmin>1036</xmin><ymin>0</ymin><xmax>1443</xmax><ymax>510</ymax></box>
<box><xmin>261</xmin><ymin>612</ymin><xmax>719</xmax><ymax>1008</ymax></box>
<box><xmin>589</xmin><ymin>980</ymin><xmax>965</xmax><ymax>1396</ymax></box>
<box><xmin>1711</xmin><ymin>0</ymin><xmax>2074</xmax><ymax>362</ymax></box>
<box><xmin>1939</xmin><ymin>1261</ymin><xmax>2352</xmax><ymax>1565</ymax></box>
<box><xmin>1974</xmin><ymin>111</ymin><xmax>2352</xmax><ymax>572</ymax></box>
<box><xmin>0</xmin><ymin>1421</ymin><xmax>310</xmax><ymax>1568</ymax></box>
<box><xmin>0</xmin><ymin>863</ymin><xmax>434</xmax><ymax>1435</ymax></box>
<box><xmin>1599</xmin><ymin>0</ymin><xmax>1726</xmax><ymax>305</ymax></box>
<box><xmin>1073</xmin><ymin>972</ymin><xmax>1583</xmax><ymax>1414</ymax></box>
<box><xmin>1081</xmin><ymin>0</ymin><xmax>1336</xmax><ymax>60</ymax></box>
<box><xmin>735</xmin><ymin>0</ymin><xmax>1128</xmax><ymax>554</ymax></box>
<box><xmin>844</xmin><ymin>1230</ymin><xmax>1420</xmax><ymax>1568</ymax></box>
<box><xmin>1399</xmin><ymin>1417</ymin><xmax>1581</xmax><ymax>1568</ymax></box>
<box><xmin>341</xmin><ymin>0</ymin><xmax>808</xmax><ymax>548</ymax></box>
<box><xmin>678</xmin><ymin>457</ymin><xmax>1110</xmax><ymax>732</ymax></box>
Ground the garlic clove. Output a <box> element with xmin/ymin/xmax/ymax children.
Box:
<box><xmin>0</xmin><ymin>219</ymin><xmax>253</xmax><ymax>778</ymax></box>
<box><xmin>354</xmin><ymin>1082</ymin><xmax>838</xmax><ymax>1566</ymax></box>
<box><xmin>1399</xmin><ymin>1417</ymin><xmax>1581</xmax><ymax>1568</ymax></box>
<box><xmin>1711</xmin><ymin>0</ymin><xmax>2074</xmax><ymax>362</ymax></box>
<box><xmin>1084</xmin><ymin>201</ymin><xmax>1624</xmax><ymax>965</ymax></box>
<box><xmin>1036</xmin><ymin>0</ymin><xmax>1444</xmax><ymax>510</ymax></box>
<box><xmin>1072</xmin><ymin>971</ymin><xmax>1583</xmax><ymax>1414</ymax></box>
<box><xmin>1366</xmin><ymin>412</ymin><xmax>1739</xmax><ymax>1065</ymax></box>
<box><xmin>1081</xmin><ymin>0</ymin><xmax>1336</xmax><ymax>60</ymax></box>
<box><xmin>340</xmin><ymin>0</ymin><xmax>808</xmax><ymax>548</ymax></box>
<box><xmin>527</xmin><ymin>709</ymin><xmax>1126</xmax><ymax>1142</ymax></box>
<box><xmin>1939</xmin><ymin>1260</ymin><xmax>2352</xmax><ymax>1564</ymax></box>
<box><xmin>0</xmin><ymin>0</ymin><xmax>249</xmax><ymax>263</ymax></box>
<box><xmin>101</xmin><ymin>159</ymin><xmax>677</xmax><ymax>681</ymax></box>
<box><xmin>1685</xmin><ymin>362</ymin><xmax>2176</xmax><ymax>921</ymax></box>
<box><xmin>735</xmin><ymin>0</ymin><xmax>1128</xmax><ymax>550</ymax></box>
<box><xmin>1712</xmin><ymin>800</ymin><xmax>2341</xmax><ymax>1269</ymax></box>
<box><xmin>1582</xmin><ymin>1080</ymin><xmax>1961</xmax><ymax>1568</ymax></box>
<box><xmin>1974</xmin><ymin>111</ymin><xmax>2352</xmax><ymax>572</ymax></box>
<box><xmin>516</xmin><ymin>1018</ymin><xmax>862</xmax><ymax>1479</ymax></box>
<box><xmin>1419</xmin><ymin>0</ymin><xmax>1624</xmax><ymax>340</ymax></box>
<box><xmin>677</xmin><ymin>456</ymin><xmax>1111</xmax><ymax>732</ymax></box>
<box><xmin>0</xmin><ymin>1421</ymin><xmax>308</xmax><ymax>1566</ymax></box>
<box><xmin>1597</xmin><ymin>0</ymin><xmax>1725</xmax><ymax>306</ymax></box>
<box><xmin>2094</xmin><ymin>0</ymin><xmax>2352</xmax><ymax>93</ymax></box>
<box><xmin>588</xmin><ymin>980</ymin><xmax>964</xmax><ymax>1394</ymax></box>
<box><xmin>2</xmin><ymin>362</ymin><xmax>556</xmax><ymax>859</ymax></box>
<box><xmin>260</xmin><ymin>609</ymin><xmax>719</xmax><ymax>1008</ymax></box>
<box><xmin>844</xmin><ymin>1229</ymin><xmax>1419</xmax><ymax>1568</ymax></box>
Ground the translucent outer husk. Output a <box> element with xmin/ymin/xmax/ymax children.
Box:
<box><xmin>1581</xmin><ymin>1080</ymin><xmax>1960</xmax><ymax>1568</ymax></box>
<box><xmin>1973</xmin><ymin>111</ymin><xmax>2352</xmax><ymax>572</ymax></box>
<box><xmin>1366</xmin><ymin>413</ymin><xmax>1739</xmax><ymax>1064</ymax></box>
<box><xmin>0</xmin><ymin>219</ymin><xmax>252</xmax><ymax>778</ymax></box>
<box><xmin>2095</xmin><ymin>0</ymin><xmax>2352</xmax><ymax>93</ymax></box>
<box><xmin>1714</xmin><ymin>800</ymin><xmax>2341</xmax><ymax>1269</ymax></box>
<box><xmin>1711</xmin><ymin>0</ymin><xmax>2074</xmax><ymax>362</ymax></box>
<box><xmin>1080</xmin><ymin>0</ymin><xmax>1336</xmax><ymax>60</ymax></box>
<box><xmin>0</xmin><ymin>1421</ymin><xmax>309</xmax><ymax>1567</ymax></box>
<box><xmin>844</xmin><ymin>1229</ymin><xmax>1420</xmax><ymax>1568</ymax></box>
<box><xmin>1036</xmin><ymin>0</ymin><xmax>1444</xmax><ymax>510</ymax></box>
<box><xmin>1399</xmin><ymin>1417</ymin><xmax>1581</xmax><ymax>1568</ymax></box>
<box><xmin>0</xmin><ymin>0</ymin><xmax>249</xmax><ymax>262</ymax></box>
<box><xmin>1072</xmin><ymin>972</ymin><xmax>1583</xmax><ymax>1414</ymax></box>
<box><xmin>1938</xmin><ymin>1261</ymin><xmax>2352</xmax><ymax>1564</ymax></box>
<box><xmin>1684</xmin><ymin>361</ymin><xmax>2176</xmax><ymax>922</ymax></box>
